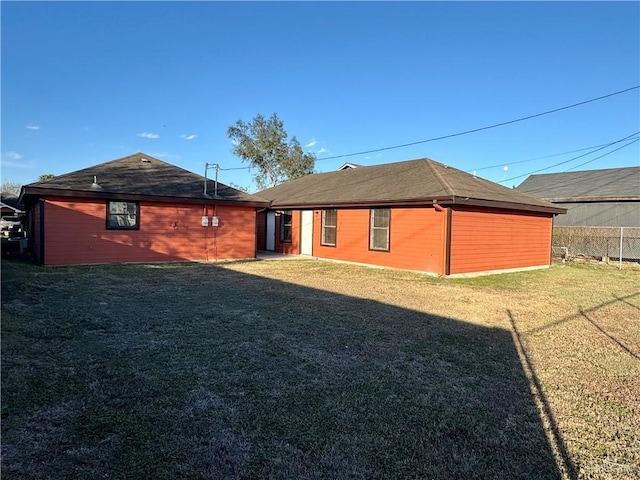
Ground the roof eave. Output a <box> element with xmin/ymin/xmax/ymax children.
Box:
<box><xmin>437</xmin><ymin>196</ymin><xmax>567</xmax><ymax>214</ymax></box>
<box><xmin>269</xmin><ymin>195</ymin><xmax>566</xmax><ymax>214</ymax></box>
<box><xmin>19</xmin><ymin>187</ymin><xmax>270</xmax><ymax>209</ymax></box>
<box><xmin>269</xmin><ymin>197</ymin><xmax>444</xmax><ymax>209</ymax></box>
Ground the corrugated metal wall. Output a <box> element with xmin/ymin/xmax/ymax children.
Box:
<box><xmin>553</xmin><ymin>202</ymin><xmax>639</xmax><ymax>227</ymax></box>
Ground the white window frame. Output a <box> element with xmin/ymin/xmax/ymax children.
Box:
<box><xmin>369</xmin><ymin>208</ymin><xmax>390</xmax><ymax>251</ymax></box>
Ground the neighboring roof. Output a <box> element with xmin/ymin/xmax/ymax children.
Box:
<box><xmin>1</xmin><ymin>194</ymin><xmax>24</xmax><ymax>213</ymax></box>
<box><xmin>19</xmin><ymin>153</ymin><xmax>269</xmax><ymax>207</ymax></box>
<box><xmin>259</xmin><ymin>157</ymin><xmax>565</xmax><ymax>214</ymax></box>
<box><xmin>517</xmin><ymin>166</ymin><xmax>640</xmax><ymax>202</ymax></box>
<box><xmin>337</xmin><ymin>162</ymin><xmax>362</xmax><ymax>170</ymax></box>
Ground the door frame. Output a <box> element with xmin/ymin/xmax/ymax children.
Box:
<box><xmin>266</xmin><ymin>211</ymin><xmax>276</xmax><ymax>251</ymax></box>
<box><xmin>300</xmin><ymin>210</ymin><xmax>313</xmax><ymax>255</ymax></box>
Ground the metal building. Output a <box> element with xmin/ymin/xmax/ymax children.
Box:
<box><xmin>517</xmin><ymin>166</ymin><xmax>639</xmax><ymax>227</ymax></box>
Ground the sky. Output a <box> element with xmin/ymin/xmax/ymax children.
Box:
<box><xmin>1</xmin><ymin>1</ymin><xmax>639</xmax><ymax>192</ymax></box>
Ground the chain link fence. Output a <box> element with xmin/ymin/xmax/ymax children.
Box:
<box><xmin>552</xmin><ymin>226</ymin><xmax>640</xmax><ymax>268</ymax></box>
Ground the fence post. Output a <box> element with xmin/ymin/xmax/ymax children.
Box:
<box><xmin>619</xmin><ymin>227</ymin><xmax>623</xmax><ymax>270</ymax></box>
<box><xmin>618</xmin><ymin>227</ymin><xmax>624</xmax><ymax>270</ymax></box>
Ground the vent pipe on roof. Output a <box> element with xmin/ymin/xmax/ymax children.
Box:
<box><xmin>91</xmin><ymin>176</ymin><xmax>102</xmax><ymax>190</ymax></box>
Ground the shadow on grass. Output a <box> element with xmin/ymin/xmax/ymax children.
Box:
<box><xmin>2</xmin><ymin>261</ymin><xmax>563</xmax><ymax>479</ymax></box>
<box><xmin>508</xmin><ymin>311</ymin><xmax>578</xmax><ymax>480</ymax></box>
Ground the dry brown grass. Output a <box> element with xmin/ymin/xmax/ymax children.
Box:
<box><xmin>2</xmin><ymin>258</ymin><xmax>638</xmax><ymax>479</ymax></box>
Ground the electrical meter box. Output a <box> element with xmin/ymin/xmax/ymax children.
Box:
<box><xmin>211</xmin><ymin>216</ymin><xmax>219</xmax><ymax>227</ymax></box>
<box><xmin>201</xmin><ymin>216</ymin><xmax>209</xmax><ymax>227</ymax></box>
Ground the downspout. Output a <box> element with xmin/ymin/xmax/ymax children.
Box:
<box><xmin>548</xmin><ymin>214</ymin><xmax>555</xmax><ymax>267</ymax></box>
<box><xmin>214</xmin><ymin>203</ymin><xmax>218</xmax><ymax>262</ymax></box>
<box><xmin>204</xmin><ymin>203</ymin><xmax>209</xmax><ymax>262</ymax></box>
<box><xmin>433</xmin><ymin>202</ymin><xmax>451</xmax><ymax>276</ymax></box>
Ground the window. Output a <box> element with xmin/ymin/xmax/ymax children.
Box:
<box><xmin>369</xmin><ymin>208</ymin><xmax>390</xmax><ymax>251</ymax></box>
<box><xmin>321</xmin><ymin>209</ymin><xmax>337</xmax><ymax>246</ymax></box>
<box><xmin>280</xmin><ymin>210</ymin><xmax>292</xmax><ymax>243</ymax></box>
<box><xmin>107</xmin><ymin>201</ymin><xmax>139</xmax><ymax>230</ymax></box>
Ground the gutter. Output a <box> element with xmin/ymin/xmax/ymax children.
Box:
<box><xmin>20</xmin><ymin>187</ymin><xmax>270</xmax><ymax>209</ymax></box>
<box><xmin>269</xmin><ymin>196</ymin><xmax>566</xmax><ymax>215</ymax></box>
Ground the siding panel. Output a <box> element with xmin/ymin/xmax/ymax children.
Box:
<box><xmin>256</xmin><ymin>210</ymin><xmax>266</xmax><ymax>250</ymax></box>
<box><xmin>43</xmin><ymin>198</ymin><xmax>256</xmax><ymax>265</ymax></box>
<box><xmin>312</xmin><ymin>207</ymin><xmax>445</xmax><ymax>274</ymax></box>
<box><xmin>449</xmin><ymin>207</ymin><xmax>553</xmax><ymax>274</ymax></box>
<box><xmin>28</xmin><ymin>201</ymin><xmax>43</xmax><ymax>264</ymax></box>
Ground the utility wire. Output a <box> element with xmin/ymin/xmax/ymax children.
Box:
<box><xmin>217</xmin><ymin>134</ymin><xmax>639</xmax><ymax>176</ymax></box>
<box><xmin>563</xmin><ymin>139</ymin><xmax>639</xmax><ymax>172</ymax></box>
<box><xmin>502</xmin><ymin>131</ymin><xmax>640</xmax><ymax>183</ymax></box>
<box><xmin>316</xmin><ymin>86</ymin><xmax>640</xmax><ymax>161</ymax></box>
<box><xmin>468</xmin><ymin>140</ymin><xmax>635</xmax><ymax>173</ymax></box>
<box><xmin>218</xmin><ymin>165</ymin><xmax>251</xmax><ymax>171</ymax></box>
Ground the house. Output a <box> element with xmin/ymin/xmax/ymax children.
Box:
<box><xmin>516</xmin><ymin>166</ymin><xmax>640</xmax><ymax>227</ymax></box>
<box><xmin>1</xmin><ymin>193</ymin><xmax>24</xmax><ymax>217</ymax></box>
<box><xmin>337</xmin><ymin>162</ymin><xmax>362</xmax><ymax>170</ymax></box>
<box><xmin>19</xmin><ymin>153</ymin><xmax>269</xmax><ymax>265</ymax></box>
<box><xmin>256</xmin><ymin>157</ymin><xmax>566</xmax><ymax>277</ymax></box>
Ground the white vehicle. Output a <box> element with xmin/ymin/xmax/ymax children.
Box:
<box><xmin>1</xmin><ymin>216</ymin><xmax>22</xmax><ymax>236</ymax></box>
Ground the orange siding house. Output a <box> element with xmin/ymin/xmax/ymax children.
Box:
<box><xmin>20</xmin><ymin>153</ymin><xmax>268</xmax><ymax>266</ymax></box>
<box><xmin>449</xmin><ymin>207</ymin><xmax>553</xmax><ymax>275</ymax></box>
<box><xmin>257</xmin><ymin>158</ymin><xmax>565</xmax><ymax>277</ymax></box>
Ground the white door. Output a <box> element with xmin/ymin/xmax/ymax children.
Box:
<box><xmin>300</xmin><ymin>210</ymin><xmax>313</xmax><ymax>255</ymax></box>
<box><xmin>266</xmin><ymin>211</ymin><xmax>276</xmax><ymax>251</ymax></box>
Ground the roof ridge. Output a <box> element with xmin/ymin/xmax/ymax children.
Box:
<box><xmin>526</xmin><ymin>166</ymin><xmax>640</xmax><ymax>179</ymax></box>
<box><xmin>424</xmin><ymin>159</ymin><xmax>455</xmax><ymax>196</ymax></box>
<box><xmin>28</xmin><ymin>152</ymin><xmax>150</xmax><ymax>186</ymax></box>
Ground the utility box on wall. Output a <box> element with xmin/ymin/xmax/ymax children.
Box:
<box><xmin>211</xmin><ymin>216</ymin><xmax>219</xmax><ymax>227</ymax></box>
<box><xmin>201</xmin><ymin>216</ymin><xmax>209</xmax><ymax>227</ymax></box>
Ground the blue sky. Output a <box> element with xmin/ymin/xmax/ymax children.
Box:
<box><xmin>2</xmin><ymin>1</ymin><xmax>639</xmax><ymax>192</ymax></box>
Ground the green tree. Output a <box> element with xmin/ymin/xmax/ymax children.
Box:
<box><xmin>38</xmin><ymin>173</ymin><xmax>55</xmax><ymax>182</ymax></box>
<box><xmin>227</xmin><ymin>113</ymin><xmax>315</xmax><ymax>190</ymax></box>
<box><xmin>229</xmin><ymin>182</ymin><xmax>251</xmax><ymax>194</ymax></box>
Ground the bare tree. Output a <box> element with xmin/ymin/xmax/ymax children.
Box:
<box><xmin>1</xmin><ymin>180</ymin><xmax>22</xmax><ymax>196</ymax></box>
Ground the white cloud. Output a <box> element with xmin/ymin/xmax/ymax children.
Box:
<box><xmin>316</xmin><ymin>148</ymin><xmax>327</xmax><ymax>155</ymax></box>
<box><xmin>3</xmin><ymin>151</ymin><xmax>23</xmax><ymax>160</ymax></box>
<box><xmin>26</xmin><ymin>125</ymin><xmax>40</xmax><ymax>130</ymax></box>
<box><xmin>137</xmin><ymin>132</ymin><xmax>159</xmax><ymax>139</ymax></box>
<box><xmin>180</xmin><ymin>134</ymin><xmax>197</xmax><ymax>140</ymax></box>
<box><xmin>305</xmin><ymin>139</ymin><xmax>318</xmax><ymax>147</ymax></box>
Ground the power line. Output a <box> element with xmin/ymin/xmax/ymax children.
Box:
<box><xmin>468</xmin><ymin>140</ymin><xmax>635</xmax><ymax>173</ymax></box>
<box><xmin>218</xmin><ymin>165</ymin><xmax>251</xmax><ymax>171</ymax></box>
<box><xmin>218</xmin><ymin>134</ymin><xmax>639</xmax><ymax>176</ymax></box>
<box><xmin>315</xmin><ymin>86</ymin><xmax>640</xmax><ymax>161</ymax></box>
<box><xmin>502</xmin><ymin>132</ymin><xmax>640</xmax><ymax>183</ymax></box>
<box><xmin>216</xmin><ymin>133</ymin><xmax>640</xmax><ymax>184</ymax></box>
<box><xmin>563</xmin><ymin>139</ymin><xmax>639</xmax><ymax>172</ymax></box>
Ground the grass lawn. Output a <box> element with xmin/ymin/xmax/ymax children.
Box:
<box><xmin>2</xmin><ymin>258</ymin><xmax>638</xmax><ymax>479</ymax></box>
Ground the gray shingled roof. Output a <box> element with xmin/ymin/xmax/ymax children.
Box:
<box><xmin>20</xmin><ymin>153</ymin><xmax>268</xmax><ymax>206</ymax></box>
<box><xmin>517</xmin><ymin>166</ymin><xmax>640</xmax><ymax>201</ymax></box>
<box><xmin>259</xmin><ymin>157</ymin><xmax>565</xmax><ymax>213</ymax></box>
<box><xmin>1</xmin><ymin>194</ymin><xmax>22</xmax><ymax>212</ymax></box>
